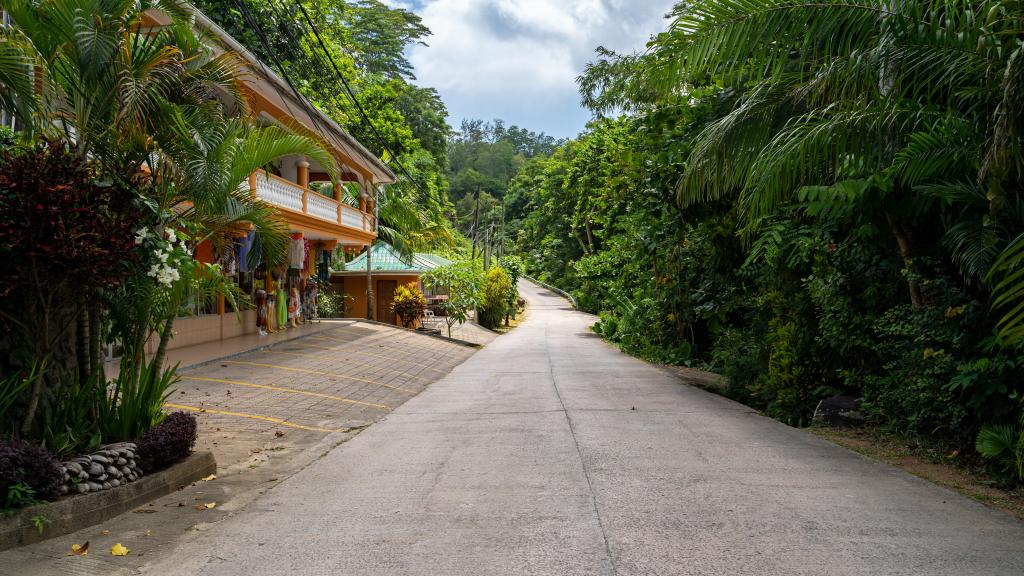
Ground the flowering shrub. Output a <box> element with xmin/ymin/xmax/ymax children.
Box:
<box><xmin>391</xmin><ymin>283</ymin><xmax>426</xmax><ymax>328</ymax></box>
<box><xmin>136</xmin><ymin>412</ymin><xmax>198</xmax><ymax>473</ymax></box>
<box><xmin>134</xmin><ymin>226</ymin><xmax>187</xmax><ymax>288</ymax></box>
<box><xmin>0</xmin><ymin>440</ymin><xmax>63</xmax><ymax>507</ymax></box>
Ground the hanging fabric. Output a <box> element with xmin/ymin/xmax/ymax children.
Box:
<box><xmin>238</xmin><ymin>231</ymin><xmax>256</xmax><ymax>273</ymax></box>
<box><xmin>288</xmin><ymin>232</ymin><xmax>305</xmax><ymax>269</ymax></box>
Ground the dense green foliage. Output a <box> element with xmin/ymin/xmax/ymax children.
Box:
<box><xmin>505</xmin><ymin>0</ymin><xmax>1024</xmax><ymax>480</ymax></box>
<box><xmin>193</xmin><ymin>0</ymin><xmax>457</xmax><ymax>255</ymax></box>
<box><xmin>447</xmin><ymin>120</ymin><xmax>563</xmax><ymax>246</ymax></box>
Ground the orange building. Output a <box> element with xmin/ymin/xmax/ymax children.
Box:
<box><xmin>142</xmin><ymin>7</ymin><xmax>396</xmax><ymax>352</ymax></box>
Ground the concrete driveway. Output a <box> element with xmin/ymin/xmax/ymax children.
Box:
<box><xmin>149</xmin><ymin>280</ymin><xmax>1024</xmax><ymax>576</ymax></box>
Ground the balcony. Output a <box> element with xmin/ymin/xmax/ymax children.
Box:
<box><xmin>250</xmin><ymin>171</ymin><xmax>372</xmax><ymax>233</ymax></box>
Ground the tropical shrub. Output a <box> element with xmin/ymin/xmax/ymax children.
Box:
<box><xmin>422</xmin><ymin>262</ymin><xmax>483</xmax><ymax>338</ymax></box>
<box><xmin>478</xmin><ymin>267</ymin><xmax>512</xmax><ymax>329</ymax></box>
<box><xmin>976</xmin><ymin>418</ymin><xmax>1024</xmax><ymax>484</ymax></box>
<box><xmin>391</xmin><ymin>283</ymin><xmax>427</xmax><ymax>328</ymax></box>
<box><xmin>0</xmin><ymin>440</ymin><xmax>63</xmax><ymax>508</ymax></box>
<box><xmin>136</xmin><ymin>412</ymin><xmax>198</xmax><ymax>473</ymax></box>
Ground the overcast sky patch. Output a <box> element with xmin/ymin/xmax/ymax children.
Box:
<box><xmin>393</xmin><ymin>0</ymin><xmax>676</xmax><ymax>138</ymax></box>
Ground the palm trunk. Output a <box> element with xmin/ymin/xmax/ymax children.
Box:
<box><xmin>150</xmin><ymin>315</ymin><xmax>176</xmax><ymax>384</ymax></box>
<box><xmin>88</xmin><ymin>299</ymin><xmax>103</xmax><ymax>381</ymax></box>
<box><xmin>75</xmin><ymin>303</ymin><xmax>89</xmax><ymax>384</ymax></box>
<box><xmin>885</xmin><ymin>210</ymin><xmax>923</xmax><ymax>306</ymax></box>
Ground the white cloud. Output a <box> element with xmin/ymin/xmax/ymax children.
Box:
<box><xmin>407</xmin><ymin>0</ymin><xmax>675</xmax><ymax>138</ymax></box>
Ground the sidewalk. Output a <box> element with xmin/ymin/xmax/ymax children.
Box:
<box><xmin>102</xmin><ymin>320</ymin><xmax>343</xmax><ymax>379</ymax></box>
<box><xmin>1</xmin><ymin>320</ymin><xmax>478</xmax><ymax>576</ymax></box>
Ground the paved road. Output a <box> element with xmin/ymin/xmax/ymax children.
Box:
<box><xmin>152</xmin><ymin>281</ymin><xmax>1024</xmax><ymax>576</ymax></box>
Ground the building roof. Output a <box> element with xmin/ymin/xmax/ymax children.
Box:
<box><xmin>186</xmin><ymin>7</ymin><xmax>397</xmax><ymax>185</ymax></box>
<box><xmin>335</xmin><ymin>243</ymin><xmax>452</xmax><ymax>275</ymax></box>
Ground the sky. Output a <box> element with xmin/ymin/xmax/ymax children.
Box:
<box><xmin>385</xmin><ymin>0</ymin><xmax>677</xmax><ymax>139</ymax></box>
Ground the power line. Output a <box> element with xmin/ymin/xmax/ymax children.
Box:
<box><xmin>234</xmin><ymin>0</ymin><xmax>439</xmax><ymax>212</ymax></box>
<box><xmin>285</xmin><ymin>0</ymin><xmax>437</xmax><ymax>205</ymax></box>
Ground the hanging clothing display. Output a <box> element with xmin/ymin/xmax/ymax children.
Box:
<box><xmin>218</xmin><ymin>244</ymin><xmax>237</xmax><ymax>277</ymax></box>
<box><xmin>288</xmin><ymin>233</ymin><xmax>305</xmax><ymax>269</ymax></box>
<box><xmin>302</xmin><ymin>239</ymin><xmax>311</xmax><ymax>273</ymax></box>
<box><xmin>238</xmin><ymin>232</ymin><xmax>256</xmax><ymax>273</ymax></box>
<box><xmin>276</xmin><ymin>288</ymin><xmax>288</xmax><ymax>327</ymax></box>
<box><xmin>266</xmin><ymin>290</ymin><xmax>277</xmax><ymax>332</ymax></box>
<box><xmin>317</xmin><ymin>248</ymin><xmax>330</xmax><ymax>281</ymax></box>
<box><xmin>255</xmin><ymin>290</ymin><xmax>268</xmax><ymax>336</ymax></box>
<box><xmin>304</xmin><ymin>281</ymin><xmax>318</xmax><ymax>321</ymax></box>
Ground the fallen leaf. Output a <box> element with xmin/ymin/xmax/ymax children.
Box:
<box><xmin>132</xmin><ymin>509</ymin><xmax>157</xmax><ymax>514</ymax></box>
<box><xmin>194</xmin><ymin>502</ymin><xmax>216</xmax><ymax>510</ymax></box>
<box><xmin>100</xmin><ymin>530</ymin><xmax>110</xmax><ymax>535</ymax></box>
<box><xmin>110</xmin><ymin>543</ymin><xmax>129</xmax><ymax>556</ymax></box>
<box><xmin>201</xmin><ymin>474</ymin><xmax>217</xmax><ymax>482</ymax></box>
<box><xmin>69</xmin><ymin>542</ymin><xmax>89</xmax><ymax>556</ymax></box>
<box><xmin>145</xmin><ymin>529</ymin><xmax>152</xmax><ymax>537</ymax></box>
<box><xmin>274</xmin><ymin>431</ymin><xmax>285</xmax><ymax>438</ymax></box>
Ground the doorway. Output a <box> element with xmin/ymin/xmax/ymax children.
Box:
<box><xmin>376</xmin><ymin>280</ymin><xmax>397</xmax><ymax>325</ymax></box>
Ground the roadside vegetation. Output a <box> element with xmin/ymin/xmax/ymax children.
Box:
<box><xmin>498</xmin><ymin>0</ymin><xmax>1024</xmax><ymax>488</ymax></box>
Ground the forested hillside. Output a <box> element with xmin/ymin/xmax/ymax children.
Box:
<box><xmin>503</xmin><ymin>0</ymin><xmax>1024</xmax><ymax>481</ymax></box>
<box><xmin>446</xmin><ymin>120</ymin><xmax>561</xmax><ymax>243</ymax></box>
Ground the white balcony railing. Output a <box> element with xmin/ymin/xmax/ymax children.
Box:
<box><xmin>251</xmin><ymin>172</ymin><xmax>372</xmax><ymax>233</ymax></box>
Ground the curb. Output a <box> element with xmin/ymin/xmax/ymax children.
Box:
<box><xmin>350</xmin><ymin>318</ymin><xmax>484</xmax><ymax>348</ymax></box>
<box><xmin>175</xmin><ymin>323</ymin><xmax>343</xmax><ymax>373</ymax></box>
<box><xmin>0</xmin><ymin>451</ymin><xmax>216</xmax><ymax>551</ymax></box>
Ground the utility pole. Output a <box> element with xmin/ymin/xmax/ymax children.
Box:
<box><xmin>483</xmin><ymin>224</ymin><xmax>492</xmax><ymax>270</ymax></box>
<box><xmin>470</xmin><ymin>187</ymin><xmax>481</xmax><ymax>261</ymax></box>
<box><xmin>365</xmin><ymin>184</ymin><xmax>377</xmax><ymax>320</ymax></box>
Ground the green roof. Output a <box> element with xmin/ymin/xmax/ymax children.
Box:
<box><xmin>338</xmin><ymin>242</ymin><xmax>451</xmax><ymax>274</ymax></box>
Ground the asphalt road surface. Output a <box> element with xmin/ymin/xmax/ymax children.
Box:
<box><xmin>151</xmin><ymin>280</ymin><xmax>1024</xmax><ymax>576</ymax></box>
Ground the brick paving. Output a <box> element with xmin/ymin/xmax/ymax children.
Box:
<box><xmin>0</xmin><ymin>321</ymin><xmax>478</xmax><ymax>576</ymax></box>
<box><xmin>171</xmin><ymin>322</ymin><xmax>477</xmax><ymax>468</ymax></box>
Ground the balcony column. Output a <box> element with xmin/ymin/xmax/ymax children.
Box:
<box><xmin>298</xmin><ymin>160</ymin><xmax>310</xmax><ymax>213</ymax></box>
<box><xmin>297</xmin><ymin>160</ymin><xmax>310</xmax><ymax>188</ymax></box>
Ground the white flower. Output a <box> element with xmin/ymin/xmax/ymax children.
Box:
<box><xmin>157</xmin><ymin>250</ymin><xmax>169</xmax><ymax>263</ymax></box>
<box><xmin>134</xmin><ymin>227</ymin><xmax>149</xmax><ymax>245</ymax></box>
<box><xmin>166</xmin><ymin>229</ymin><xmax>176</xmax><ymax>243</ymax></box>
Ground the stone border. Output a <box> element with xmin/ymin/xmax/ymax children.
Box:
<box><xmin>0</xmin><ymin>451</ymin><xmax>216</xmax><ymax>551</ymax></box>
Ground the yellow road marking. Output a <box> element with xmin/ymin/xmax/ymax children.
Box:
<box><xmin>261</xmin><ymin>349</ymin><xmax>434</xmax><ymax>383</ymax></box>
<box><xmin>165</xmin><ymin>403</ymin><xmax>342</xmax><ymax>433</ymax></box>
<box><xmin>180</xmin><ymin>376</ymin><xmax>390</xmax><ymax>409</ymax></box>
<box><xmin>222</xmin><ymin>360</ymin><xmax>416</xmax><ymax>394</ymax></box>
<box><xmin>298</xmin><ymin>337</ymin><xmax>448</xmax><ymax>374</ymax></box>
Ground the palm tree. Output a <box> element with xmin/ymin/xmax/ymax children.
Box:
<box><xmin>642</xmin><ymin>0</ymin><xmax>1022</xmax><ymax>328</ymax></box>
<box><xmin>0</xmin><ymin>0</ymin><xmax>340</xmax><ymax>433</ymax></box>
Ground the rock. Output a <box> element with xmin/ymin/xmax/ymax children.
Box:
<box><xmin>74</xmin><ymin>483</ymin><xmax>89</xmax><ymax>494</ymax></box>
<box><xmin>96</xmin><ymin>473</ymin><xmax>108</xmax><ymax>482</ymax></box>
<box><xmin>109</xmin><ymin>479</ymin><xmax>120</xmax><ymax>487</ymax></box>
<box><xmin>77</xmin><ymin>470</ymin><xmax>89</xmax><ymax>480</ymax></box>
<box><xmin>66</xmin><ymin>462</ymin><xmax>83</xmax><ymax>475</ymax></box>
<box><xmin>115</xmin><ymin>457</ymin><xmax>127</xmax><ymax>466</ymax></box>
<box><xmin>106</xmin><ymin>465</ymin><xmax>120</xmax><ymax>477</ymax></box>
<box><xmin>812</xmin><ymin>395</ymin><xmax>865</xmax><ymax>428</ymax></box>
<box><xmin>88</xmin><ymin>462</ymin><xmax>104</xmax><ymax>476</ymax></box>
<box><xmin>86</xmin><ymin>481</ymin><xmax>102</xmax><ymax>492</ymax></box>
<box><xmin>91</xmin><ymin>454</ymin><xmax>110</xmax><ymax>465</ymax></box>
<box><xmin>59</xmin><ymin>484</ymin><xmax>69</xmax><ymax>495</ymax></box>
